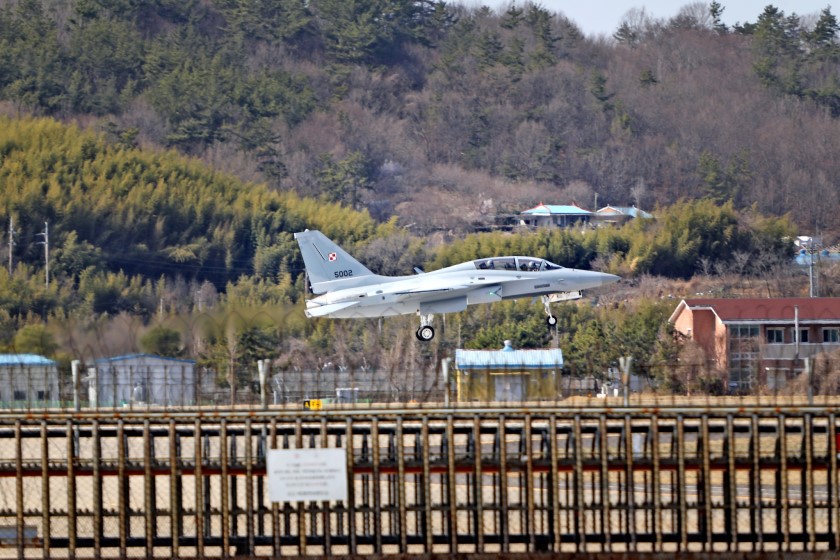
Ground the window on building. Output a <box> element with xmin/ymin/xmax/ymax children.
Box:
<box><xmin>824</xmin><ymin>328</ymin><xmax>840</xmax><ymax>343</ymax></box>
<box><xmin>13</xmin><ymin>390</ymin><xmax>26</xmax><ymax>401</ymax></box>
<box><xmin>36</xmin><ymin>390</ymin><xmax>49</xmax><ymax>401</ymax></box>
<box><xmin>728</xmin><ymin>352</ymin><xmax>757</xmax><ymax>390</ymax></box>
<box><xmin>730</xmin><ymin>325</ymin><xmax>760</xmax><ymax>339</ymax></box>
<box><xmin>728</xmin><ymin>324</ymin><xmax>759</xmax><ymax>391</ymax></box>
<box><xmin>797</xmin><ymin>329</ymin><xmax>809</xmax><ymax>343</ymax></box>
<box><xmin>766</xmin><ymin>328</ymin><xmax>784</xmax><ymax>344</ymax></box>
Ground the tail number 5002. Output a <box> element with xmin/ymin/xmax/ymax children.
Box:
<box><xmin>334</xmin><ymin>270</ymin><xmax>353</xmax><ymax>278</ymax></box>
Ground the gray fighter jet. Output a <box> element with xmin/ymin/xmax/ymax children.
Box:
<box><xmin>294</xmin><ymin>229</ymin><xmax>620</xmax><ymax>341</ymax></box>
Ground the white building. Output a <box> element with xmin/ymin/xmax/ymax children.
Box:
<box><xmin>92</xmin><ymin>354</ymin><xmax>196</xmax><ymax>407</ymax></box>
<box><xmin>0</xmin><ymin>354</ymin><xmax>60</xmax><ymax>408</ymax></box>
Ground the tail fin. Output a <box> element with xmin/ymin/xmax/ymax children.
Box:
<box><xmin>294</xmin><ymin>230</ymin><xmax>375</xmax><ymax>294</ymax></box>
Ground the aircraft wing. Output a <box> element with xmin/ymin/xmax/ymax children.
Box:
<box><xmin>392</xmin><ymin>285</ymin><xmax>470</xmax><ymax>296</ymax></box>
<box><xmin>385</xmin><ymin>274</ymin><xmax>501</xmax><ymax>297</ymax></box>
<box><xmin>391</xmin><ymin>280</ymin><xmax>505</xmax><ymax>305</ymax></box>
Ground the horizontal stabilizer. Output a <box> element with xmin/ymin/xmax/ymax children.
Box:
<box><xmin>304</xmin><ymin>300</ymin><xmax>359</xmax><ymax>318</ymax></box>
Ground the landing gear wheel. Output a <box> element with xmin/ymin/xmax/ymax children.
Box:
<box><xmin>541</xmin><ymin>295</ymin><xmax>557</xmax><ymax>328</ymax></box>
<box><xmin>416</xmin><ymin>325</ymin><xmax>435</xmax><ymax>341</ymax></box>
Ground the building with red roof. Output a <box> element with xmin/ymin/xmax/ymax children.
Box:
<box><xmin>669</xmin><ymin>298</ymin><xmax>840</xmax><ymax>391</ymax></box>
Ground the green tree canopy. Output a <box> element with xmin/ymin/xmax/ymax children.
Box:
<box><xmin>140</xmin><ymin>326</ymin><xmax>182</xmax><ymax>357</ymax></box>
<box><xmin>12</xmin><ymin>323</ymin><xmax>58</xmax><ymax>356</ymax></box>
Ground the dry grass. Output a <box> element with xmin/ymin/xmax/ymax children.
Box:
<box><xmin>563</xmin><ymin>393</ymin><xmax>840</xmax><ymax>408</ymax></box>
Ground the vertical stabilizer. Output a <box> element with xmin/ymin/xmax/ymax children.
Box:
<box><xmin>294</xmin><ymin>230</ymin><xmax>374</xmax><ymax>293</ymax></box>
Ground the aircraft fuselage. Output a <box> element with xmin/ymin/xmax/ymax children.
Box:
<box><xmin>303</xmin><ymin>260</ymin><xmax>614</xmax><ymax>319</ymax></box>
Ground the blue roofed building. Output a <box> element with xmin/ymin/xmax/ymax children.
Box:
<box><xmin>0</xmin><ymin>354</ymin><xmax>60</xmax><ymax>408</ymax></box>
<box><xmin>519</xmin><ymin>203</ymin><xmax>593</xmax><ymax>228</ymax></box>
<box><xmin>454</xmin><ymin>341</ymin><xmax>564</xmax><ymax>402</ymax></box>
<box><xmin>519</xmin><ymin>203</ymin><xmax>653</xmax><ymax>229</ymax></box>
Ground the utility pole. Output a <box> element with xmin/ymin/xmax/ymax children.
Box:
<box><xmin>37</xmin><ymin>221</ymin><xmax>49</xmax><ymax>288</ymax></box>
<box><xmin>7</xmin><ymin>216</ymin><xmax>13</xmax><ymax>274</ymax></box>
<box><xmin>809</xmin><ymin>239</ymin><xmax>818</xmax><ymax>297</ymax></box>
<box><xmin>804</xmin><ymin>236</ymin><xmax>819</xmax><ymax>297</ymax></box>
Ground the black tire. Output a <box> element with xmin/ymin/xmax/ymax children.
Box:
<box><xmin>418</xmin><ymin>325</ymin><xmax>435</xmax><ymax>341</ymax></box>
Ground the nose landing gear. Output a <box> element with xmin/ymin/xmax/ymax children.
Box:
<box><xmin>542</xmin><ymin>295</ymin><xmax>557</xmax><ymax>327</ymax></box>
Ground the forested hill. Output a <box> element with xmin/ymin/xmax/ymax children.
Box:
<box><xmin>1</xmin><ymin>1</ymin><xmax>839</xmax><ymax>235</ymax></box>
<box><xmin>0</xmin><ymin>117</ymin><xmax>383</xmax><ymax>302</ymax></box>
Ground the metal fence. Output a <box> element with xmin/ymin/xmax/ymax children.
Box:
<box><xmin>0</xmin><ymin>363</ymin><xmax>449</xmax><ymax>410</ymax></box>
<box><xmin>0</xmin><ymin>406</ymin><xmax>840</xmax><ymax>558</ymax></box>
<box><xmin>2</xmin><ymin>360</ymin><xmax>830</xmax><ymax>412</ymax></box>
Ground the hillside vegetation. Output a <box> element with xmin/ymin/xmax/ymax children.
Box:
<box><xmin>0</xmin><ymin>0</ymin><xmax>838</xmax><ymax>234</ymax></box>
<box><xmin>0</xmin><ymin>117</ymin><xmax>389</xmax><ymax>314</ymax></box>
<box><xmin>0</xmin><ymin>1</ymin><xmax>837</xmax><ymax>385</ymax></box>
<box><xmin>0</xmin><ymin>117</ymin><xmax>806</xmax><ymax>385</ymax></box>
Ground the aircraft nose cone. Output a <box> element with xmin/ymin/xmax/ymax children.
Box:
<box><xmin>601</xmin><ymin>273</ymin><xmax>620</xmax><ymax>286</ymax></box>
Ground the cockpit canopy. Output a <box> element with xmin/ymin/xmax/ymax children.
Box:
<box><xmin>473</xmin><ymin>257</ymin><xmax>563</xmax><ymax>272</ymax></box>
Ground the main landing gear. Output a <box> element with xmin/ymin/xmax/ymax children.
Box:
<box><xmin>416</xmin><ymin>314</ymin><xmax>435</xmax><ymax>341</ymax></box>
<box><xmin>542</xmin><ymin>295</ymin><xmax>557</xmax><ymax>327</ymax></box>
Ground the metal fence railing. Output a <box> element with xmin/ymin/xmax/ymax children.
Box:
<box><xmin>0</xmin><ymin>407</ymin><xmax>839</xmax><ymax>558</ymax></box>
<box><xmin>0</xmin><ymin>362</ymin><xmax>451</xmax><ymax>410</ymax></box>
<box><xmin>6</xmin><ymin>359</ymin><xmax>834</xmax><ymax>412</ymax></box>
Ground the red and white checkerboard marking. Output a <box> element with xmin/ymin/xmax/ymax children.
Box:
<box><xmin>328</xmin><ymin>252</ymin><xmax>337</xmax><ymax>261</ymax></box>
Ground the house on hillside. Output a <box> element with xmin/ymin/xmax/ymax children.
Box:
<box><xmin>454</xmin><ymin>341</ymin><xmax>564</xmax><ymax>402</ymax></box>
<box><xmin>519</xmin><ymin>203</ymin><xmax>592</xmax><ymax>228</ymax></box>
<box><xmin>0</xmin><ymin>354</ymin><xmax>60</xmax><ymax>408</ymax></box>
<box><xmin>669</xmin><ymin>298</ymin><xmax>840</xmax><ymax>392</ymax></box>
<box><xmin>593</xmin><ymin>205</ymin><xmax>653</xmax><ymax>226</ymax></box>
<box><xmin>91</xmin><ymin>354</ymin><xmax>196</xmax><ymax>407</ymax></box>
<box><xmin>519</xmin><ymin>203</ymin><xmax>653</xmax><ymax>229</ymax></box>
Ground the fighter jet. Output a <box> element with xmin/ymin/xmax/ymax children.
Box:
<box><xmin>294</xmin><ymin>229</ymin><xmax>620</xmax><ymax>341</ymax></box>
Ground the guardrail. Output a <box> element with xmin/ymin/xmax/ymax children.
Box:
<box><xmin>0</xmin><ymin>407</ymin><xmax>838</xmax><ymax>557</ymax></box>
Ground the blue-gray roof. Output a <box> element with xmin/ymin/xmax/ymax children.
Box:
<box><xmin>0</xmin><ymin>354</ymin><xmax>56</xmax><ymax>366</ymax></box>
<box><xmin>455</xmin><ymin>348</ymin><xmax>563</xmax><ymax>370</ymax></box>
<box><xmin>95</xmin><ymin>353</ymin><xmax>195</xmax><ymax>364</ymax></box>
<box><xmin>597</xmin><ymin>205</ymin><xmax>653</xmax><ymax>219</ymax></box>
<box><xmin>522</xmin><ymin>204</ymin><xmax>592</xmax><ymax>216</ymax></box>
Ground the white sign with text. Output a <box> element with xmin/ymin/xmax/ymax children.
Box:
<box><xmin>267</xmin><ymin>448</ymin><xmax>348</xmax><ymax>503</ymax></box>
